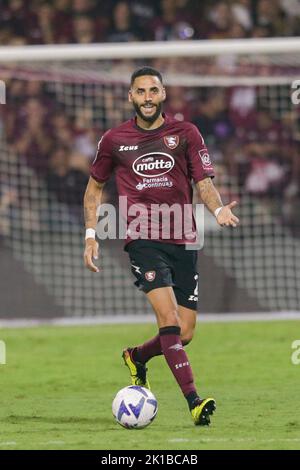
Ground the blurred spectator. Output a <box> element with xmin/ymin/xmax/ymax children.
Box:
<box><xmin>255</xmin><ymin>0</ymin><xmax>288</xmax><ymax>36</ymax></box>
<box><xmin>70</xmin><ymin>0</ymin><xmax>109</xmax><ymax>42</ymax></box>
<box><xmin>244</xmin><ymin>108</ymin><xmax>285</xmax><ymax>148</ymax></box>
<box><xmin>206</xmin><ymin>1</ymin><xmax>234</xmax><ymax>39</ymax></box>
<box><xmin>228</xmin><ymin>22</ymin><xmax>248</xmax><ymax>39</ymax></box>
<box><xmin>282</xmin><ymin>178</ymin><xmax>300</xmax><ymax>236</ymax></box>
<box><xmin>0</xmin><ymin>0</ymin><xmax>30</xmax><ymax>39</ymax></box>
<box><xmin>73</xmin><ymin>111</ymin><xmax>98</xmax><ymax>160</ymax></box>
<box><xmin>29</xmin><ymin>2</ymin><xmax>57</xmax><ymax>44</ymax></box>
<box><xmin>0</xmin><ymin>185</ymin><xmax>18</xmax><ymax>237</ymax></box>
<box><xmin>46</xmin><ymin>148</ymin><xmax>88</xmax><ymax>207</ymax></box>
<box><xmin>165</xmin><ymin>86</ymin><xmax>193</xmax><ymax>121</ymax></box>
<box><xmin>232</xmin><ymin>0</ymin><xmax>253</xmax><ymax>31</ymax></box>
<box><xmin>193</xmin><ymin>90</ymin><xmax>234</xmax><ymax>147</ymax></box>
<box><xmin>52</xmin><ymin>0</ymin><xmax>73</xmax><ymax>43</ymax></box>
<box><xmin>71</xmin><ymin>15</ymin><xmax>97</xmax><ymax>44</ymax></box>
<box><xmin>152</xmin><ymin>0</ymin><xmax>195</xmax><ymax>41</ymax></box>
<box><xmin>13</xmin><ymin>98</ymin><xmax>52</xmax><ymax>175</ymax></box>
<box><xmin>107</xmin><ymin>1</ymin><xmax>142</xmax><ymax>42</ymax></box>
<box><xmin>229</xmin><ymin>86</ymin><xmax>257</xmax><ymax>131</ymax></box>
<box><xmin>251</xmin><ymin>25</ymin><xmax>270</xmax><ymax>37</ymax></box>
<box><xmin>244</xmin><ymin>154</ymin><xmax>286</xmax><ymax>196</ymax></box>
<box><xmin>71</xmin><ymin>0</ymin><xmax>96</xmax><ymax>16</ymax></box>
<box><xmin>131</xmin><ymin>0</ymin><xmax>159</xmax><ymax>39</ymax></box>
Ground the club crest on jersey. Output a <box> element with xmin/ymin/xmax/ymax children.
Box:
<box><xmin>145</xmin><ymin>271</ymin><xmax>156</xmax><ymax>282</ymax></box>
<box><xmin>198</xmin><ymin>149</ymin><xmax>212</xmax><ymax>167</ymax></box>
<box><xmin>164</xmin><ymin>135</ymin><xmax>179</xmax><ymax>149</ymax></box>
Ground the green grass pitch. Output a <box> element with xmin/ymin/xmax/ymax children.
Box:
<box><xmin>0</xmin><ymin>320</ymin><xmax>299</xmax><ymax>450</ymax></box>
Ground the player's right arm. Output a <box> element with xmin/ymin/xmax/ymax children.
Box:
<box><xmin>83</xmin><ymin>130</ymin><xmax>114</xmax><ymax>272</ymax></box>
<box><xmin>83</xmin><ymin>177</ymin><xmax>105</xmax><ymax>273</ymax></box>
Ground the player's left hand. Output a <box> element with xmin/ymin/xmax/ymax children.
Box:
<box><xmin>217</xmin><ymin>201</ymin><xmax>240</xmax><ymax>227</ymax></box>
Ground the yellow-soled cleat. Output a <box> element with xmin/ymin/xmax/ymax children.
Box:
<box><xmin>191</xmin><ymin>398</ymin><xmax>216</xmax><ymax>426</ymax></box>
<box><xmin>122</xmin><ymin>348</ymin><xmax>151</xmax><ymax>390</ymax></box>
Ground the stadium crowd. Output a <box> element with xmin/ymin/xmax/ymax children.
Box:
<box><xmin>1</xmin><ymin>0</ymin><xmax>300</xmax><ymax>45</ymax></box>
<box><xmin>0</xmin><ymin>0</ymin><xmax>299</xmax><ymax>237</ymax></box>
<box><xmin>0</xmin><ymin>74</ymin><xmax>299</xmax><ymax>236</ymax></box>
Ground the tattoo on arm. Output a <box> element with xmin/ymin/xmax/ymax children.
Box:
<box><xmin>83</xmin><ymin>179</ymin><xmax>104</xmax><ymax>228</ymax></box>
<box><xmin>84</xmin><ymin>196</ymin><xmax>96</xmax><ymax>225</ymax></box>
<box><xmin>196</xmin><ymin>178</ymin><xmax>223</xmax><ymax>214</ymax></box>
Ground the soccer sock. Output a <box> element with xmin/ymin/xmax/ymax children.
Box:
<box><xmin>159</xmin><ymin>325</ymin><xmax>198</xmax><ymax>400</ymax></box>
<box><xmin>132</xmin><ymin>333</ymin><xmax>191</xmax><ymax>364</ymax></box>
<box><xmin>132</xmin><ymin>335</ymin><xmax>162</xmax><ymax>364</ymax></box>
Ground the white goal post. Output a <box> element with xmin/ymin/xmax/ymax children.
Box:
<box><xmin>0</xmin><ymin>37</ymin><xmax>300</xmax><ymax>61</ymax></box>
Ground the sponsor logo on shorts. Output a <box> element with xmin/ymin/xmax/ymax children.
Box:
<box><xmin>131</xmin><ymin>263</ymin><xmax>142</xmax><ymax>274</ymax></box>
<box><xmin>188</xmin><ymin>274</ymin><xmax>198</xmax><ymax>301</ymax></box>
<box><xmin>188</xmin><ymin>295</ymin><xmax>198</xmax><ymax>301</ymax></box>
<box><xmin>145</xmin><ymin>270</ymin><xmax>156</xmax><ymax>282</ymax></box>
<box><xmin>199</xmin><ymin>149</ymin><xmax>212</xmax><ymax>167</ymax></box>
<box><xmin>164</xmin><ymin>135</ymin><xmax>179</xmax><ymax>149</ymax></box>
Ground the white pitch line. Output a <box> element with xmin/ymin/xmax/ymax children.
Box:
<box><xmin>0</xmin><ymin>311</ymin><xmax>299</xmax><ymax>329</ymax></box>
<box><xmin>168</xmin><ymin>438</ymin><xmax>300</xmax><ymax>443</ymax></box>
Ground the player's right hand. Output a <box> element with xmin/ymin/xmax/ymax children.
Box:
<box><xmin>84</xmin><ymin>239</ymin><xmax>99</xmax><ymax>273</ymax></box>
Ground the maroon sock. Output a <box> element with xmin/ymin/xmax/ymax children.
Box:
<box><xmin>133</xmin><ymin>335</ymin><xmax>162</xmax><ymax>364</ymax></box>
<box><xmin>159</xmin><ymin>325</ymin><xmax>197</xmax><ymax>398</ymax></box>
<box><xmin>133</xmin><ymin>334</ymin><xmax>191</xmax><ymax>365</ymax></box>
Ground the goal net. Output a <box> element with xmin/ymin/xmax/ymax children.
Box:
<box><xmin>0</xmin><ymin>39</ymin><xmax>299</xmax><ymax>319</ymax></box>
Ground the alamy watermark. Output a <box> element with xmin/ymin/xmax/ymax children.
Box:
<box><xmin>291</xmin><ymin>80</ymin><xmax>300</xmax><ymax>105</ymax></box>
<box><xmin>0</xmin><ymin>340</ymin><xmax>6</xmax><ymax>365</ymax></box>
<box><xmin>0</xmin><ymin>80</ymin><xmax>6</xmax><ymax>104</ymax></box>
<box><xmin>95</xmin><ymin>197</ymin><xmax>206</xmax><ymax>250</ymax></box>
<box><xmin>291</xmin><ymin>340</ymin><xmax>300</xmax><ymax>365</ymax></box>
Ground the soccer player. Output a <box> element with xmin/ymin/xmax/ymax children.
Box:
<box><xmin>83</xmin><ymin>67</ymin><xmax>239</xmax><ymax>426</ymax></box>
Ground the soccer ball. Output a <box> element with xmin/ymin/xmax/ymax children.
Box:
<box><xmin>112</xmin><ymin>385</ymin><xmax>158</xmax><ymax>429</ymax></box>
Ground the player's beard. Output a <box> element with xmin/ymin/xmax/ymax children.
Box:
<box><xmin>133</xmin><ymin>100</ymin><xmax>163</xmax><ymax>123</ymax></box>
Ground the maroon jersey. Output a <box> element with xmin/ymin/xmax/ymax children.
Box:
<box><xmin>91</xmin><ymin>114</ymin><xmax>214</xmax><ymax>245</ymax></box>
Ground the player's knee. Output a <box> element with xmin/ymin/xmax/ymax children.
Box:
<box><xmin>182</xmin><ymin>337</ymin><xmax>192</xmax><ymax>346</ymax></box>
<box><xmin>157</xmin><ymin>308</ymin><xmax>179</xmax><ymax>328</ymax></box>
<box><xmin>181</xmin><ymin>328</ymin><xmax>195</xmax><ymax>345</ymax></box>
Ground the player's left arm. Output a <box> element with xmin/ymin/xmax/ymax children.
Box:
<box><xmin>196</xmin><ymin>177</ymin><xmax>240</xmax><ymax>227</ymax></box>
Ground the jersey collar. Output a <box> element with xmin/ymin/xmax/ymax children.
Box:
<box><xmin>132</xmin><ymin>112</ymin><xmax>168</xmax><ymax>133</ymax></box>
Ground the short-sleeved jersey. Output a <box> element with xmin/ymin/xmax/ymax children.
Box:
<box><xmin>91</xmin><ymin>113</ymin><xmax>214</xmax><ymax>245</ymax></box>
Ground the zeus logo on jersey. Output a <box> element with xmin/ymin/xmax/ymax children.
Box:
<box><xmin>132</xmin><ymin>152</ymin><xmax>174</xmax><ymax>177</ymax></box>
<box><xmin>119</xmin><ymin>145</ymin><xmax>138</xmax><ymax>151</ymax></box>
